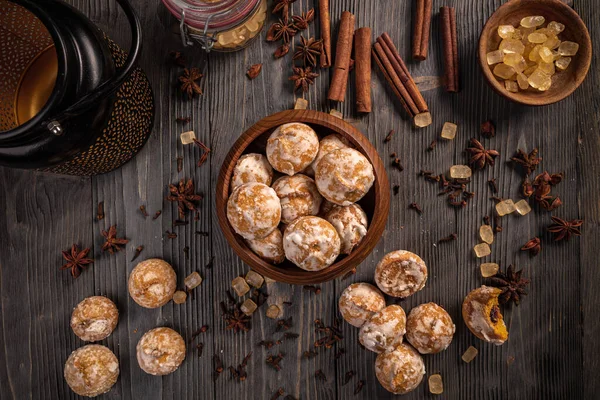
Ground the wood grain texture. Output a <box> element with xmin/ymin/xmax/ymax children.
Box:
<box><xmin>215</xmin><ymin>109</ymin><xmax>390</xmax><ymax>284</ymax></box>
<box><xmin>0</xmin><ymin>0</ymin><xmax>598</xmax><ymax>399</ymax></box>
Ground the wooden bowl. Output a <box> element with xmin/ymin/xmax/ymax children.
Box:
<box><xmin>478</xmin><ymin>0</ymin><xmax>592</xmax><ymax>106</ymax></box>
<box><xmin>216</xmin><ymin>109</ymin><xmax>390</xmax><ymax>285</ymax></box>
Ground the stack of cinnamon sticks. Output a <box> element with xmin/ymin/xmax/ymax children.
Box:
<box><xmin>440</xmin><ymin>6</ymin><xmax>459</xmax><ymax>93</ymax></box>
<box><xmin>372</xmin><ymin>33</ymin><xmax>429</xmax><ymax>124</ymax></box>
<box><xmin>412</xmin><ymin>0</ymin><xmax>432</xmax><ymax>60</ymax></box>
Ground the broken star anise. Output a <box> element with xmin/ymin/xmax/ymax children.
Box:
<box><xmin>289</xmin><ymin>66</ymin><xmax>318</xmax><ymax>93</ymax></box>
<box><xmin>272</xmin><ymin>0</ymin><xmax>297</xmax><ymax>16</ymax></box>
<box><xmin>520</xmin><ymin>237</ymin><xmax>541</xmax><ymax>256</ymax></box>
<box><xmin>178</xmin><ymin>68</ymin><xmax>203</xmax><ymax>98</ymax></box>
<box><xmin>293</xmin><ymin>36</ymin><xmax>323</xmax><ymax>67</ymax></box>
<box><xmin>292</xmin><ymin>9</ymin><xmax>315</xmax><ymax>30</ymax></box>
<box><xmin>466</xmin><ymin>138</ymin><xmax>499</xmax><ymax>169</ymax></box>
<box><xmin>101</xmin><ymin>225</ymin><xmax>129</xmax><ymax>254</ymax></box>
<box><xmin>246</xmin><ymin>64</ymin><xmax>262</xmax><ymax>80</ymax></box>
<box><xmin>511</xmin><ymin>148</ymin><xmax>542</xmax><ymax>176</ymax></box>
<box><xmin>167</xmin><ymin>178</ymin><xmax>203</xmax><ymax>219</ymax></box>
<box><xmin>532</xmin><ymin>171</ymin><xmax>563</xmax><ymax>211</ymax></box>
<box><xmin>266</xmin><ymin>18</ymin><xmax>297</xmax><ymax>44</ymax></box>
<box><xmin>547</xmin><ymin>216</ymin><xmax>583</xmax><ymax>241</ymax></box>
<box><xmin>489</xmin><ymin>265</ymin><xmax>530</xmax><ymax>306</ymax></box>
<box><xmin>61</xmin><ymin>244</ymin><xmax>94</xmax><ymax>278</ymax></box>
<box><xmin>274</xmin><ymin>43</ymin><xmax>290</xmax><ymax>59</ymax></box>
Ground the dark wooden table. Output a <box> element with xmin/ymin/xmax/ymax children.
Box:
<box><xmin>1</xmin><ymin>0</ymin><xmax>598</xmax><ymax>398</ymax></box>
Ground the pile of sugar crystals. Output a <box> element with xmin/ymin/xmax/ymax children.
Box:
<box><xmin>487</xmin><ymin>16</ymin><xmax>578</xmax><ymax>92</ymax></box>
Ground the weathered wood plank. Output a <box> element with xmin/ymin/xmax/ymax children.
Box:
<box><xmin>0</xmin><ymin>169</ymin><xmax>93</xmax><ymax>398</ymax></box>
<box><xmin>574</xmin><ymin>1</ymin><xmax>600</xmax><ymax>398</ymax></box>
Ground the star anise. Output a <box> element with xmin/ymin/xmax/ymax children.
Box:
<box><xmin>221</xmin><ymin>302</ymin><xmax>251</xmax><ymax>333</ymax></box>
<box><xmin>547</xmin><ymin>216</ymin><xmax>583</xmax><ymax>241</ymax></box>
<box><xmin>178</xmin><ymin>68</ymin><xmax>203</xmax><ymax>98</ymax></box>
<box><xmin>289</xmin><ymin>66</ymin><xmax>318</xmax><ymax>93</ymax></box>
<box><xmin>489</xmin><ymin>265</ymin><xmax>530</xmax><ymax>306</ymax></box>
<box><xmin>101</xmin><ymin>225</ymin><xmax>129</xmax><ymax>254</ymax></box>
<box><xmin>520</xmin><ymin>237</ymin><xmax>541</xmax><ymax>256</ymax></box>
<box><xmin>293</xmin><ymin>36</ymin><xmax>323</xmax><ymax>67</ymax></box>
<box><xmin>167</xmin><ymin>178</ymin><xmax>203</xmax><ymax>219</ymax></box>
<box><xmin>292</xmin><ymin>9</ymin><xmax>315</xmax><ymax>30</ymax></box>
<box><xmin>60</xmin><ymin>244</ymin><xmax>94</xmax><ymax>278</ymax></box>
<box><xmin>511</xmin><ymin>148</ymin><xmax>542</xmax><ymax>176</ymax></box>
<box><xmin>466</xmin><ymin>138</ymin><xmax>499</xmax><ymax>169</ymax></box>
<box><xmin>273</xmin><ymin>0</ymin><xmax>297</xmax><ymax>16</ymax></box>
<box><xmin>266</xmin><ymin>18</ymin><xmax>297</xmax><ymax>44</ymax></box>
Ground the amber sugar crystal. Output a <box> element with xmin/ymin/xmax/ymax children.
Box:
<box><xmin>232</xmin><ymin>277</ymin><xmax>250</xmax><ymax>297</ymax></box>
<box><xmin>462</xmin><ymin>346</ymin><xmax>479</xmax><ymax>363</ymax></box>
<box><xmin>489</xmin><ymin>17</ymin><xmax>578</xmax><ymax>93</ymax></box>
<box><xmin>428</xmin><ymin>374</ymin><xmax>444</xmax><ymax>395</ymax></box>
<box><xmin>480</xmin><ymin>262</ymin><xmax>500</xmax><ymax>277</ymax></box>
<box><xmin>473</xmin><ymin>243</ymin><xmax>491</xmax><ymax>258</ymax></box>
<box><xmin>496</xmin><ymin>199</ymin><xmax>516</xmax><ymax>216</ymax></box>
<box><xmin>441</xmin><ymin>122</ymin><xmax>458</xmax><ymax>140</ymax></box>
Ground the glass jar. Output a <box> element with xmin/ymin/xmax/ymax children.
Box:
<box><xmin>162</xmin><ymin>0</ymin><xmax>267</xmax><ymax>52</ymax></box>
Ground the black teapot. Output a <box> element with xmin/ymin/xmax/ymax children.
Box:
<box><xmin>0</xmin><ymin>0</ymin><xmax>154</xmax><ymax>175</ymax></box>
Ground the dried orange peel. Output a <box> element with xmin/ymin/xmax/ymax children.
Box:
<box><xmin>462</xmin><ymin>286</ymin><xmax>508</xmax><ymax>345</ymax></box>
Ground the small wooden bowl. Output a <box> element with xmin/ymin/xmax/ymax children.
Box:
<box><xmin>216</xmin><ymin>109</ymin><xmax>390</xmax><ymax>285</ymax></box>
<box><xmin>478</xmin><ymin>0</ymin><xmax>592</xmax><ymax>106</ymax></box>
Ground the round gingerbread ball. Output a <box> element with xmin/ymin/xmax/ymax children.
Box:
<box><xmin>71</xmin><ymin>296</ymin><xmax>119</xmax><ymax>342</ymax></box>
<box><xmin>305</xmin><ymin>134</ymin><xmax>351</xmax><ymax>176</ymax></box>
<box><xmin>315</xmin><ymin>148</ymin><xmax>375</xmax><ymax>206</ymax></box>
<box><xmin>375</xmin><ymin>343</ymin><xmax>425</xmax><ymax>395</ymax></box>
<box><xmin>359</xmin><ymin>304</ymin><xmax>406</xmax><ymax>353</ymax></box>
<box><xmin>283</xmin><ymin>216</ymin><xmax>341</xmax><ymax>271</ymax></box>
<box><xmin>338</xmin><ymin>282</ymin><xmax>386</xmax><ymax>327</ymax></box>
<box><xmin>128</xmin><ymin>258</ymin><xmax>177</xmax><ymax>309</ymax></box>
<box><xmin>230</xmin><ymin>153</ymin><xmax>273</xmax><ymax>191</ymax></box>
<box><xmin>64</xmin><ymin>344</ymin><xmax>119</xmax><ymax>397</ymax></box>
<box><xmin>246</xmin><ymin>228</ymin><xmax>285</xmax><ymax>264</ymax></box>
<box><xmin>136</xmin><ymin>327</ymin><xmax>186</xmax><ymax>376</ymax></box>
<box><xmin>325</xmin><ymin>204</ymin><xmax>368</xmax><ymax>255</ymax></box>
<box><xmin>272</xmin><ymin>174</ymin><xmax>322</xmax><ymax>224</ymax></box>
<box><xmin>266</xmin><ymin>122</ymin><xmax>319</xmax><ymax>176</ymax></box>
<box><xmin>375</xmin><ymin>250</ymin><xmax>428</xmax><ymax>298</ymax></box>
<box><xmin>405</xmin><ymin>302</ymin><xmax>455</xmax><ymax>354</ymax></box>
<box><xmin>227</xmin><ymin>182</ymin><xmax>281</xmax><ymax>240</ymax></box>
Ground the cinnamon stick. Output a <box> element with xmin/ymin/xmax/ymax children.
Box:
<box><xmin>328</xmin><ymin>11</ymin><xmax>355</xmax><ymax>102</ymax></box>
<box><xmin>412</xmin><ymin>0</ymin><xmax>424</xmax><ymax>59</ymax></box>
<box><xmin>319</xmin><ymin>0</ymin><xmax>332</xmax><ymax>67</ymax></box>
<box><xmin>421</xmin><ymin>0</ymin><xmax>433</xmax><ymax>59</ymax></box>
<box><xmin>354</xmin><ymin>27</ymin><xmax>372</xmax><ymax>113</ymax></box>
<box><xmin>440</xmin><ymin>6</ymin><xmax>459</xmax><ymax>92</ymax></box>
<box><xmin>450</xmin><ymin>7</ymin><xmax>460</xmax><ymax>91</ymax></box>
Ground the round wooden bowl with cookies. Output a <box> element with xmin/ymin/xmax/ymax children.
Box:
<box><xmin>216</xmin><ymin>109</ymin><xmax>390</xmax><ymax>285</ymax></box>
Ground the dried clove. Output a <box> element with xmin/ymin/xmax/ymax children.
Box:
<box><xmin>384</xmin><ymin>129</ymin><xmax>395</xmax><ymax>143</ymax></box>
<box><xmin>131</xmin><ymin>245</ymin><xmax>144</xmax><ymax>262</ymax></box>
<box><xmin>97</xmin><ymin>201</ymin><xmax>105</xmax><ymax>221</ymax></box>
